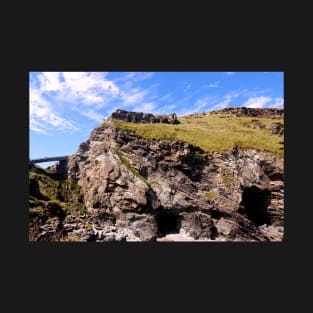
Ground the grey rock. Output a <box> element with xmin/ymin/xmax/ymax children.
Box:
<box><xmin>30</xmin><ymin>113</ymin><xmax>284</xmax><ymax>242</ymax></box>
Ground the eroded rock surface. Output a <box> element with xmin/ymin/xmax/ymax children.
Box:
<box><xmin>42</xmin><ymin>122</ymin><xmax>284</xmax><ymax>242</ymax></box>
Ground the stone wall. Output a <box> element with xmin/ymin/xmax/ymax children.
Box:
<box><xmin>111</xmin><ymin>109</ymin><xmax>180</xmax><ymax>124</ymax></box>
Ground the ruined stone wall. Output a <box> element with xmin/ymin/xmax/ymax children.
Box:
<box><xmin>111</xmin><ymin>109</ymin><xmax>179</xmax><ymax>124</ymax></box>
<box><xmin>206</xmin><ymin>107</ymin><xmax>284</xmax><ymax>119</ymax></box>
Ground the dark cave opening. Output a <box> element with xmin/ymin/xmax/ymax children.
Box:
<box><xmin>156</xmin><ymin>211</ymin><xmax>181</xmax><ymax>237</ymax></box>
<box><xmin>239</xmin><ymin>186</ymin><xmax>271</xmax><ymax>226</ymax></box>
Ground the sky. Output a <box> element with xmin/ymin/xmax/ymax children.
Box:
<box><xmin>29</xmin><ymin>71</ymin><xmax>284</xmax><ymax>166</ymax></box>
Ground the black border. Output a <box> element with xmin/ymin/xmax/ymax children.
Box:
<box><xmin>4</xmin><ymin>16</ymin><xmax>307</xmax><ymax>309</ymax></box>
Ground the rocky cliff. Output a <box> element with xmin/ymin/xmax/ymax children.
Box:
<box><xmin>29</xmin><ymin>109</ymin><xmax>284</xmax><ymax>242</ymax></box>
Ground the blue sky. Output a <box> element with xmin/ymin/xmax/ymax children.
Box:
<box><xmin>29</xmin><ymin>71</ymin><xmax>284</xmax><ymax>165</ymax></box>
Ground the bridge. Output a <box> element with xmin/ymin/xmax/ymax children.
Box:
<box><xmin>29</xmin><ymin>156</ymin><xmax>69</xmax><ymax>165</ymax></box>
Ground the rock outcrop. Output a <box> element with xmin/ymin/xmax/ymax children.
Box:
<box><xmin>29</xmin><ymin>108</ymin><xmax>284</xmax><ymax>242</ymax></box>
<box><xmin>205</xmin><ymin>107</ymin><xmax>283</xmax><ymax>118</ymax></box>
<box><xmin>110</xmin><ymin>109</ymin><xmax>179</xmax><ymax>124</ymax></box>
<box><xmin>46</xmin><ymin>123</ymin><xmax>284</xmax><ymax>242</ymax></box>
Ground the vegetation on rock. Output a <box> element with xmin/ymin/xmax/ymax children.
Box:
<box><xmin>114</xmin><ymin>149</ymin><xmax>149</xmax><ymax>185</ymax></box>
<box><xmin>110</xmin><ymin>114</ymin><xmax>283</xmax><ymax>157</ymax></box>
<box><xmin>29</xmin><ymin>165</ymin><xmax>86</xmax><ymax>222</ymax></box>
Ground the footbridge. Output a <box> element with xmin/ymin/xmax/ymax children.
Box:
<box><xmin>29</xmin><ymin>156</ymin><xmax>69</xmax><ymax>166</ymax></box>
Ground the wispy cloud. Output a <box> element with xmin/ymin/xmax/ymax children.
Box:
<box><xmin>242</xmin><ymin>87</ymin><xmax>272</xmax><ymax>98</ymax></box>
<box><xmin>135</xmin><ymin>72</ymin><xmax>154</xmax><ymax>81</ymax></box>
<box><xmin>243</xmin><ymin>96</ymin><xmax>272</xmax><ymax>108</ymax></box>
<box><xmin>156</xmin><ymin>103</ymin><xmax>177</xmax><ymax>114</ymax></box>
<box><xmin>195</xmin><ymin>99</ymin><xmax>208</xmax><ymax>111</ymax></box>
<box><xmin>158</xmin><ymin>92</ymin><xmax>173</xmax><ymax>102</ymax></box>
<box><xmin>59</xmin><ymin>72</ymin><xmax>120</xmax><ymax>106</ymax></box>
<box><xmin>30</xmin><ymin>88</ymin><xmax>78</xmax><ymax>134</ymax></box>
<box><xmin>209</xmin><ymin>92</ymin><xmax>239</xmax><ymax>110</ymax></box>
<box><xmin>30</xmin><ymin>72</ymin><xmax>283</xmax><ymax>136</ymax></box>
<box><xmin>183</xmin><ymin>80</ymin><xmax>192</xmax><ymax>92</ymax></box>
<box><xmin>272</xmin><ymin>97</ymin><xmax>284</xmax><ymax>108</ymax></box>
<box><xmin>78</xmin><ymin>110</ymin><xmax>105</xmax><ymax>123</ymax></box>
<box><xmin>208</xmin><ymin>81</ymin><xmax>219</xmax><ymax>88</ymax></box>
<box><xmin>194</xmin><ymin>96</ymin><xmax>217</xmax><ymax>112</ymax></box>
<box><xmin>30</xmin><ymin>72</ymin><xmax>158</xmax><ymax>134</ymax></box>
<box><xmin>30</xmin><ymin>72</ymin><xmax>123</xmax><ymax>134</ymax></box>
<box><xmin>121</xmin><ymin>88</ymin><xmax>149</xmax><ymax>105</ymax></box>
<box><xmin>113</xmin><ymin>72</ymin><xmax>154</xmax><ymax>84</ymax></box>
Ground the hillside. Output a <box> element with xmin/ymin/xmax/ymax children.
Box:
<box><xmin>29</xmin><ymin>165</ymin><xmax>86</xmax><ymax>241</ymax></box>
<box><xmin>29</xmin><ymin>108</ymin><xmax>284</xmax><ymax>242</ymax></box>
<box><xmin>110</xmin><ymin>112</ymin><xmax>284</xmax><ymax>157</ymax></box>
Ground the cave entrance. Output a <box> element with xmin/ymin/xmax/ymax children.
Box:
<box><xmin>156</xmin><ymin>211</ymin><xmax>181</xmax><ymax>237</ymax></box>
<box><xmin>239</xmin><ymin>186</ymin><xmax>271</xmax><ymax>226</ymax></box>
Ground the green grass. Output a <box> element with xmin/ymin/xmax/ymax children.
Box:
<box><xmin>205</xmin><ymin>191</ymin><xmax>218</xmax><ymax>201</ymax></box>
<box><xmin>84</xmin><ymin>223</ymin><xmax>93</xmax><ymax>229</ymax></box>
<box><xmin>110</xmin><ymin>114</ymin><xmax>284</xmax><ymax>157</ymax></box>
<box><xmin>60</xmin><ymin>234</ymin><xmax>81</xmax><ymax>242</ymax></box>
<box><xmin>220</xmin><ymin>167</ymin><xmax>236</xmax><ymax>186</ymax></box>
<box><xmin>114</xmin><ymin>150</ymin><xmax>149</xmax><ymax>185</ymax></box>
<box><xmin>29</xmin><ymin>165</ymin><xmax>86</xmax><ymax>217</ymax></box>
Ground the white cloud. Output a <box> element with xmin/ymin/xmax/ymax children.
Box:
<box><xmin>114</xmin><ymin>72</ymin><xmax>154</xmax><ymax>84</ymax></box>
<box><xmin>30</xmin><ymin>88</ymin><xmax>78</xmax><ymax>134</ymax></box>
<box><xmin>36</xmin><ymin>72</ymin><xmax>120</xmax><ymax>107</ymax></box>
<box><xmin>38</xmin><ymin>72</ymin><xmax>63</xmax><ymax>91</ymax></box>
<box><xmin>194</xmin><ymin>96</ymin><xmax>216</xmax><ymax>112</ymax></box>
<box><xmin>60</xmin><ymin>72</ymin><xmax>120</xmax><ymax>105</ymax></box>
<box><xmin>136</xmin><ymin>72</ymin><xmax>154</xmax><ymax>81</ymax></box>
<box><xmin>208</xmin><ymin>82</ymin><xmax>219</xmax><ymax>88</ymax></box>
<box><xmin>62</xmin><ymin>72</ymin><xmax>99</xmax><ymax>92</ymax></box>
<box><xmin>226</xmin><ymin>72</ymin><xmax>235</xmax><ymax>76</ymax></box>
<box><xmin>79</xmin><ymin>110</ymin><xmax>104</xmax><ymax>123</ymax></box>
<box><xmin>242</xmin><ymin>88</ymin><xmax>272</xmax><ymax>98</ymax></box>
<box><xmin>176</xmin><ymin>96</ymin><xmax>217</xmax><ymax>116</ymax></box>
<box><xmin>195</xmin><ymin>99</ymin><xmax>208</xmax><ymax>110</ymax></box>
<box><xmin>30</xmin><ymin>72</ymin><xmax>125</xmax><ymax>134</ymax></box>
<box><xmin>119</xmin><ymin>83</ymin><xmax>159</xmax><ymax>108</ymax></box>
<box><xmin>122</xmin><ymin>88</ymin><xmax>149</xmax><ymax>105</ymax></box>
<box><xmin>209</xmin><ymin>93</ymin><xmax>239</xmax><ymax>111</ymax></box>
<box><xmin>272</xmin><ymin>97</ymin><xmax>284</xmax><ymax>108</ymax></box>
<box><xmin>244</xmin><ymin>96</ymin><xmax>272</xmax><ymax>108</ymax></box>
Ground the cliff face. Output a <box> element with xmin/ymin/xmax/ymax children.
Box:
<box><xmin>29</xmin><ymin>109</ymin><xmax>284</xmax><ymax>242</ymax></box>
<box><xmin>51</xmin><ymin>128</ymin><xmax>283</xmax><ymax>242</ymax></box>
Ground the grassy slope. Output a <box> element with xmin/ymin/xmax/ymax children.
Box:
<box><xmin>29</xmin><ymin>165</ymin><xmax>85</xmax><ymax>218</ymax></box>
<box><xmin>110</xmin><ymin>114</ymin><xmax>284</xmax><ymax>157</ymax></box>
